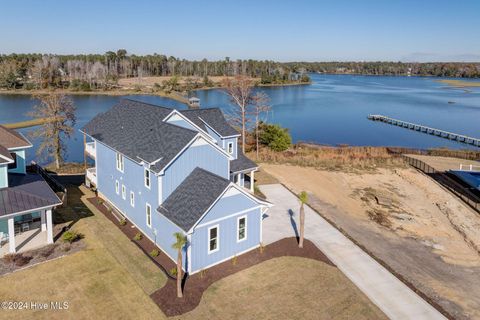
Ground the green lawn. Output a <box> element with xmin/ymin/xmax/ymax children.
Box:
<box><xmin>0</xmin><ymin>186</ymin><xmax>385</xmax><ymax>319</ymax></box>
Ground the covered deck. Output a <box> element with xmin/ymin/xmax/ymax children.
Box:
<box><xmin>0</xmin><ymin>172</ymin><xmax>61</xmax><ymax>256</ymax></box>
<box><xmin>230</xmin><ymin>152</ymin><xmax>258</xmax><ymax>193</ymax></box>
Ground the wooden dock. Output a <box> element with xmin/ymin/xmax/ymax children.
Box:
<box><xmin>368</xmin><ymin>114</ymin><xmax>480</xmax><ymax>147</ymax></box>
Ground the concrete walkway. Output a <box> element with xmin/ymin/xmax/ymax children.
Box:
<box><xmin>260</xmin><ymin>184</ymin><xmax>446</xmax><ymax>320</ymax></box>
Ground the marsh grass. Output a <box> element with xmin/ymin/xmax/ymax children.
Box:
<box><xmin>251</xmin><ymin>144</ymin><xmax>406</xmax><ymax>171</ymax></box>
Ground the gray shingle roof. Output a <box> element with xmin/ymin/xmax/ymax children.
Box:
<box><xmin>157</xmin><ymin>167</ymin><xmax>231</xmax><ymax>232</ymax></box>
<box><xmin>180</xmin><ymin>108</ymin><xmax>239</xmax><ymax>137</ymax></box>
<box><xmin>230</xmin><ymin>151</ymin><xmax>258</xmax><ymax>173</ymax></box>
<box><xmin>82</xmin><ymin>99</ymin><xmax>198</xmax><ymax>173</ymax></box>
<box><xmin>0</xmin><ymin>173</ymin><xmax>62</xmax><ymax>216</ymax></box>
<box><xmin>0</xmin><ymin>125</ymin><xmax>31</xmax><ymax>149</ymax></box>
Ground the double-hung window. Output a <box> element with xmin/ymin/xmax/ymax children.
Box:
<box><xmin>116</xmin><ymin>152</ymin><xmax>124</xmax><ymax>172</ymax></box>
<box><xmin>146</xmin><ymin>203</ymin><xmax>152</xmax><ymax>228</ymax></box>
<box><xmin>130</xmin><ymin>191</ymin><xmax>135</xmax><ymax>207</ymax></box>
<box><xmin>121</xmin><ymin>184</ymin><xmax>126</xmax><ymax>200</ymax></box>
<box><xmin>208</xmin><ymin>225</ymin><xmax>219</xmax><ymax>253</ymax></box>
<box><xmin>227</xmin><ymin>142</ymin><xmax>234</xmax><ymax>155</ymax></box>
<box><xmin>115</xmin><ymin>180</ymin><xmax>119</xmax><ymax>194</ymax></box>
<box><xmin>237</xmin><ymin>216</ymin><xmax>247</xmax><ymax>242</ymax></box>
<box><xmin>144</xmin><ymin>168</ymin><xmax>151</xmax><ymax>189</ymax></box>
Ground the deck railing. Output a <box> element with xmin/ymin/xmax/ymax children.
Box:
<box><xmin>401</xmin><ymin>155</ymin><xmax>480</xmax><ymax>212</ymax></box>
<box><xmin>29</xmin><ymin>162</ymin><xmax>68</xmax><ymax>206</ymax></box>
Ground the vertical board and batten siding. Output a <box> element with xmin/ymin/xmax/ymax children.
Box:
<box><xmin>95</xmin><ymin>140</ymin><xmax>187</xmax><ymax>268</ymax></box>
<box><xmin>7</xmin><ymin>149</ymin><xmax>26</xmax><ymax>174</ymax></box>
<box><xmin>189</xmin><ymin>189</ymin><xmax>262</xmax><ymax>273</ymax></box>
<box><xmin>0</xmin><ymin>165</ymin><xmax>7</xmax><ymax>188</ymax></box>
<box><xmin>205</xmin><ymin>127</ymin><xmax>238</xmax><ymax>159</ymax></box>
<box><xmin>162</xmin><ymin>141</ymin><xmax>229</xmax><ymax>201</ymax></box>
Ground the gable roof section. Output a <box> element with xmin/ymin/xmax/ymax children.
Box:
<box><xmin>230</xmin><ymin>151</ymin><xmax>258</xmax><ymax>173</ymax></box>
<box><xmin>0</xmin><ymin>145</ymin><xmax>14</xmax><ymax>164</ymax></box>
<box><xmin>0</xmin><ymin>173</ymin><xmax>62</xmax><ymax>217</ymax></box>
<box><xmin>180</xmin><ymin>108</ymin><xmax>239</xmax><ymax>137</ymax></box>
<box><xmin>157</xmin><ymin>167</ymin><xmax>231</xmax><ymax>232</ymax></box>
<box><xmin>82</xmin><ymin>99</ymin><xmax>198</xmax><ymax>173</ymax></box>
<box><xmin>157</xmin><ymin>167</ymin><xmax>271</xmax><ymax>232</ymax></box>
<box><xmin>0</xmin><ymin>125</ymin><xmax>32</xmax><ymax>149</ymax></box>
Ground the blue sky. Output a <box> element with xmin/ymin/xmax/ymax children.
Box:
<box><xmin>1</xmin><ymin>0</ymin><xmax>479</xmax><ymax>62</ymax></box>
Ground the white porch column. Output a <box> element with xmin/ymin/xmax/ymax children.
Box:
<box><xmin>46</xmin><ymin>209</ymin><xmax>53</xmax><ymax>244</ymax></box>
<box><xmin>250</xmin><ymin>171</ymin><xmax>255</xmax><ymax>192</ymax></box>
<box><xmin>41</xmin><ymin>210</ymin><xmax>47</xmax><ymax>231</ymax></box>
<box><xmin>236</xmin><ymin>173</ymin><xmax>241</xmax><ymax>186</ymax></box>
<box><xmin>8</xmin><ymin>217</ymin><xmax>15</xmax><ymax>253</ymax></box>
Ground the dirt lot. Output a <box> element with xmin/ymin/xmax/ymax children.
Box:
<box><xmin>262</xmin><ymin>163</ymin><xmax>480</xmax><ymax>320</ymax></box>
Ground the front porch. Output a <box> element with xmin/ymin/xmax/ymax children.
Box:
<box><xmin>232</xmin><ymin>170</ymin><xmax>256</xmax><ymax>192</ymax></box>
<box><xmin>0</xmin><ymin>209</ymin><xmax>54</xmax><ymax>256</ymax></box>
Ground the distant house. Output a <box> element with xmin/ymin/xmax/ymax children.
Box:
<box><xmin>82</xmin><ymin>99</ymin><xmax>271</xmax><ymax>274</ymax></box>
<box><xmin>0</xmin><ymin>126</ymin><xmax>62</xmax><ymax>255</ymax></box>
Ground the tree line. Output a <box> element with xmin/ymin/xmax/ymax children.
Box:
<box><xmin>285</xmin><ymin>61</ymin><xmax>480</xmax><ymax>78</ymax></box>
<box><xmin>0</xmin><ymin>50</ymin><xmax>309</xmax><ymax>90</ymax></box>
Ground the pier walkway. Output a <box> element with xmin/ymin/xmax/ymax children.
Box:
<box><xmin>368</xmin><ymin>114</ymin><xmax>480</xmax><ymax>147</ymax></box>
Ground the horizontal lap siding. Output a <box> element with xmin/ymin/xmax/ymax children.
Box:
<box><xmin>162</xmin><ymin>143</ymin><xmax>229</xmax><ymax>201</ymax></box>
<box><xmin>190</xmin><ymin>207</ymin><xmax>261</xmax><ymax>273</ymax></box>
<box><xmin>0</xmin><ymin>165</ymin><xmax>7</xmax><ymax>188</ymax></box>
<box><xmin>96</xmin><ymin>141</ymin><xmax>159</xmax><ymax>242</ymax></box>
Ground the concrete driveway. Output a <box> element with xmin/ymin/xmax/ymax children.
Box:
<box><xmin>260</xmin><ymin>184</ymin><xmax>446</xmax><ymax>320</ymax></box>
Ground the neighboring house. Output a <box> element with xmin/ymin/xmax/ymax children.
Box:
<box><xmin>82</xmin><ymin>99</ymin><xmax>272</xmax><ymax>274</ymax></box>
<box><xmin>0</xmin><ymin>126</ymin><xmax>62</xmax><ymax>255</ymax></box>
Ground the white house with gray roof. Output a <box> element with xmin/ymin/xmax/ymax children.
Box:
<box><xmin>82</xmin><ymin>99</ymin><xmax>271</xmax><ymax>273</ymax></box>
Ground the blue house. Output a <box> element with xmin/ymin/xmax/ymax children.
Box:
<box><xmin>0</xmin><ymin>125</ymin><xmax>62</xmax><ymax>255</ymax></box>
<box><xmin>82</xmin><ymin>99</ymin><xmax>271</xmax><ymax>274</ymax></box>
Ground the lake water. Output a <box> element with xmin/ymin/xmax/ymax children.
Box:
<box><xmin>1</xmin><ymin>74</ymin><xmax>479</xmax><ymax>164</ymax></box>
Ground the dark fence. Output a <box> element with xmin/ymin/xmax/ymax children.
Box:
<box><xmin>401</xmin><ymin>155</ymin><xmax>480</xmax><ymax>213</ymax></box>
<box><xmin>29</xmin><ymin>162</ymin><xmax>68</xmax><ymax>205</ymax></box>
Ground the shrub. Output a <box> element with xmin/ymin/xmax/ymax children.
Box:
<box><xmin>170</xmin><ymin>267</ymin><xmax>178</xmax><ymax>276</ymax></box>
<box><xmin>231</xmin><ymin>255</ymin><xmax>238</xmax><ymax>266</ymax></box>
<box><xmin>62</xmin><ymin>230</ymin><xmax>84</xmax><ymax>243</ymax></box>
<box><xmin>150</xmin><ymin>249</ymin><xmax>159</xmax><ymax>257</ymax></box>
<box><xmin>200</xmin><ymin>269</ymin><xmax>207</xmax><ymax>278</ymax></box>
<box><xmin>258</xmin><ymin>123</ymin><xmax>292</xmax><ymax>152</ymax></box>
<box><xmin>119</xmin><ymin>218</ymin><xmax>127</xmax><ymax>226</ymax></box>
<box><xmin>60</xmin><ymin>242</ymin><xmax>71</xmax><ymax>252</ymax></box>
<box><xmin>38</xmin><ymin>244</ymin><xmax>56</xmax><ymax>258</ymax></box>
<box><xmin>133</xmin><ymin>232</ymin><xmax>142</xmax><ymax>241</ymax></box>
<box><xmin>97</xmin><ymin>199</ymin><xmax>103</xmax><ymax>205</ymax></box>
<box><xmin>2</xmin><ymin>253</ymin><xmax>32</xmax><ymax>267</ymax></box>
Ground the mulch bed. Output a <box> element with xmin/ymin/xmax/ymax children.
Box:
<box><xmin>88</xmin><ymin>196</ymin><xmax>335</xmax><ymax>316</ymax></box>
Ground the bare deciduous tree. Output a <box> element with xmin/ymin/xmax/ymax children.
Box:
<box><xmin>28</xmin><ymin>94</ymin><xmax>76</xmax><ymax>169</ymax></box>
<box><xmin>250</xmin><ymin>92</ymin><xmax>271</xmax><ymax>159</ymax></box>
<box><xmin>223</xmin><ymin>76</ymin><xmax>255</xmax><ymax>153</ymax></box>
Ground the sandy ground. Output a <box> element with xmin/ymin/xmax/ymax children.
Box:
<box><xmin>261</xmin><ymin>164</ymin><xmax>480</xmax><ymax>320</ymax></box>
<box><xmin>406</xmin><ymin>154</ymin><xmax>480</xmax><ymax>172</ymax></box>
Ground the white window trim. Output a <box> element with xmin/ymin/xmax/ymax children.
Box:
<box><xmin>121</xmin><ymin>184</ymin><xmax>126</xmax><ymax>200</ymax></box>
<box><xmin>146</xmin><ymin>203</ymin><xmax>152</xmax><ymax>228</ymax></box>
<box><xmin>116</xmin><ymin>152</ymin><xmax>124</xmax><ymax>173</ymax></box>
<box><xmin>130</xmin><ymin>191</ymin><xmax>135</xmax><ymax>207</ymax></box>
<box><xmin>144</xmin><ymin>168</ymin><xmax>151</xmax><ymax>189</ymax></box>
<box><xmin>227</xmin><ymin>142</ymin><xmax>234</xmax><ymax>155</ymax></box>
<box><xmin>115</xmin><ymin>180</ymin><xmax>119</xmax><ymax>195</ymax></box>
<box><xmin>208</xmin><ymin>224</ymin><xmax>220</xmax><ymax>254</ymax></box>
<box><xmin>237</xmin><ymin>215</ymin><xmax>247</xmax><ymax>242</ymax></box>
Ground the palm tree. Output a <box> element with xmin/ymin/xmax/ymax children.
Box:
<box><xmin>172</xmin><ymin>232</ymin><xmax>187</xmax><ymax>298</ymax></box>
<box><xmin>298</xmin><ymin>191</ymin><xmax>308</xmax><ymax>248</ymax></box>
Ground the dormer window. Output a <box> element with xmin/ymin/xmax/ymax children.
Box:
<box><xmin>116</xmin><ymin>152</ymin><xmax>124</xmax><ymax>172</ymax></box>
<box><xmin>227</xmin><ymin>142</ymin><xmax>233</xmax><ymax>155</ymax></box>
